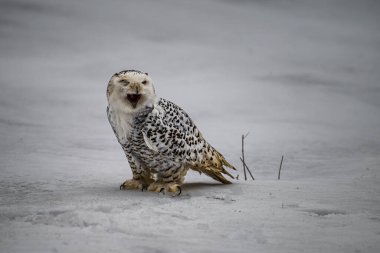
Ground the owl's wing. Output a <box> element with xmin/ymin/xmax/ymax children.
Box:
<box><xmin>141</xmin><ymin>99</ymin><xmax>200</xmax><ymax>162</ymax></box>
<box><xmin>141</xmin><ymin>99</ymin><xmax>235</xmax><ymax>183</ymax></box>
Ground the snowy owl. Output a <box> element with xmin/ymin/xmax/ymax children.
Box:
<box><xmin>106</xmin><ymin>70</ymin><xmax>235</xmax><ymax>196</ymax></box>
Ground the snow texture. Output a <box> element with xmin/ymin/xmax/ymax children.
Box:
<box><xmin>0</xmin><ymin>0</ymin><xmax>379</xmax><ymax>252</ymax></box>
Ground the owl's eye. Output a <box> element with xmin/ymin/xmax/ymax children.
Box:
<box><xmin>120</xmin><ymin>80</ymin><xmax>129</xmax><ymax>86</ymax></box>
<box><xmin>142</xmin><ymin>80</ymin><xmax>148</xmax><ymax>85</ymax></box>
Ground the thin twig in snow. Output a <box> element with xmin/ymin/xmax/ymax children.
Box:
<box><xmin>241</xmin><ymin>134</ymin><xmax>247</xmax><ymax>181</ymax></box>
<box><xmin>240</xmin><ymin>157</ymin><xmax>255</xmax><ymax>180</ymax></box>
<box><xmin>278</xmin><ymin>155</ymin><xmax>284</xmax><ymax>180</ymax></box>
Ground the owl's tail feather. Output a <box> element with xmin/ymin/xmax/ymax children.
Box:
<box><xmin>194</xmin><ymin>147</ymin><xmax>236</xmax><ymax>184</ymax></box>
<box><xmin>201</xmin><ymin>167</ymin><xmax>233</xmax><ymax>184</ymax></box>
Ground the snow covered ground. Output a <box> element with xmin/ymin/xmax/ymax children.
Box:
<box><xmin>0</xmin><ymin>0</ymin><xmax>379</xmax><ymax>252</ymax></box>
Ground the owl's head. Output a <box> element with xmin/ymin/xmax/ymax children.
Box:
<box><xmin>107</xmin><ymin>70</ymin><xmax>156</xmax><ymax>113</ymax></box>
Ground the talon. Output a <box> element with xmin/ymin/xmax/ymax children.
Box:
<box><xmin>159</xmin><ymin>188</ymin><xmax>165</xmax><ymax>194</ymax></box>
<box><xmin>176</xmin><ymin>186</ymin><xmax>182</xmax><ymax>196</ymax></box>
<box><xmin>119</xmin><ymin>179</ymin><xmax>144</xmax><ymax>190</ymax></box>
<box><xmin>141</xmin><ymin>185</ymin><xmax>147</xmax><ymax>192</ymax></box>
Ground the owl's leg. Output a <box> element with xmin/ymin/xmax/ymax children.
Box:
<box><xmin>147</xmin><ymin>181</ymin><xmax>182</xmax><ymax>196</ymax></box>
<box><xmin>120</xmin><ymin>170</ymin><xmax>155</xmax><ymax>190</ymax></box>
<box><xmin>120</xmin><ymin>152</ymin><xmax>153</xmax><ymax>190</ymax></box>
<box><xmin>120</xmin><ymin>179</ymin><xmax>144</xmax><ymax>190</ymax></box>
<box><xmin>147</xmin><ymin>181</ymin><xmax>166</xmax><ymax>192</ymax></box>
<box><xmin>147</xmin><ymin>166</ymin><xmax>188</xmax><ymax>196</ymax></box>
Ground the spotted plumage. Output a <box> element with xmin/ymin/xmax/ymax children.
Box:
<box><xmin>106</xmin><ymin>70</ymin><xmax>235</xmax><ymax>195</ymax></box>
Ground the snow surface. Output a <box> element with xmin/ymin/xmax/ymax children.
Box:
<box><xmin>1</xmin><ymin>0</ymin><xmax>380</xmax><ymax>252</ymax></box>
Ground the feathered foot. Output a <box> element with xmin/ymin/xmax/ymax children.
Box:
<box><xmin>120</xmin><ymin>179</ymin><xmax>146</xmax><ymax>191</ymax></box>
<box><xmin>147</xmin><ymin>181</ymin><xmax>182</xmax><ymax>196</ymax></box>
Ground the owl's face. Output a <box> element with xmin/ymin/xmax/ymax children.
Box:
<box><xmin>107</xmin><ymin>70</ymin><xmax>156</xmax><ymax>113</ymax></box>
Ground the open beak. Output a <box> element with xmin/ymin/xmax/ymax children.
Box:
<box><xmin>126</xmin><ymin>94</ymin><xmax>142</xmax><ymax>108</ymax></box>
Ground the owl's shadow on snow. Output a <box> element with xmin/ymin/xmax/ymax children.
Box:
<box><xmin>100</xmin><ymin>182</ymin><xmax>228</xmax><ymax>198</ymax></box>
<box><xmin>181</xmin><ymin>182</ymin><xmax>225</xmax><ymax>191</ymax></box>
